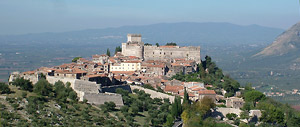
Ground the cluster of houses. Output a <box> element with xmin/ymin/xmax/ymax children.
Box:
<box><xmin>11</xmin><ymin>34</ymin><xmax>246</xmax><ymax>109</ymax></box>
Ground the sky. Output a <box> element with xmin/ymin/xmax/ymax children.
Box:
<box><xmin>0</xmin><ymin>0</ymin><xmax>299</xmax><ymax>35</ymax></box>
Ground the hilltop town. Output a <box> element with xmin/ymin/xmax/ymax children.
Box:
<box><xmin>4</xmin><ymin>34</ymin><xmax>299</xmax><ymax>126</ymax></box>
<box><xmin>9</xmin><ymin>34</ymin><xmax>204</xmax><ymax>104</ymax></box>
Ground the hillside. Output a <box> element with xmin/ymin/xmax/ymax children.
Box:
<box><xmin>255</xmin><ymin>21</ymin><xmax>300</xmax><ymax>57</ymax></box>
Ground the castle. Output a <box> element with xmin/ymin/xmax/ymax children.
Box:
<box><xmin>122</xmin><ymin>34</ymin><xmax>201</xmax><ymax>63</ymax></box>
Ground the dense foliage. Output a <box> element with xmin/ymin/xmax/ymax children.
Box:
<box><xmin>172</xmin><ymin>56</ymin><xmax>240</xmax><ymax>97</ymax></box>
<box><xmin>11</xmin><ymin>77</ymin><xmax>33</xmax><ymax>92</ymax></box>
<box><xmin>165</xmin><ymin>42</ymin><xmax>177</xmax><ymax>46</ymax></box>
<box><xmin>0</xmin><ymin>82</ymin><xmax>11</xmax><ymax>94</ymax></box>
<box><xmin>114</xmin><ymin>46</ymin><xmax>122</xmax><ymax>54</ymax></box>
<box><xmin>106</xmin><ymin>48</ymin><xmax>111</xmax><ymax>57</ymax></box>
<box><xmin>115</xmin><ymin>88</ymin><xmax>172</xmax><ymax>126</ymax></box>
<box><xmin>71</xmin><ymin>57</ymin><xmax>82</xmax><ymax>62</ymax></box>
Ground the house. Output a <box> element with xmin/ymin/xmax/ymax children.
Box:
<box><xmin>198</xmin><ymin>90</ymin><xmax>216</xmax><ymax>102</ymax></box>
<box><xmin>226</xmin><ymin>97</ymin><xmax>244</xmax><ymax>109</ymax></box>
<box><xmin>164</xmin><ymin>85</ymin><xmax>184</xmax><ymax>95</ymax></box>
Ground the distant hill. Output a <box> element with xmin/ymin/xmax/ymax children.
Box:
<box><xmin>255</xmin><ymin>21</ymin><xmax>300</xmax><ymax>57</ymax></box>
<box><xmin>252</xmin><ymin>22</ymin><xmax>300</xmax><ymax>69</ymax></box>
<box><xmin>0</xmin><ymin>22</ymin><xmax>283</xmax><ymax>46</ymax></box>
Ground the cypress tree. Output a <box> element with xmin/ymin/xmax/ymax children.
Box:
<box><xmin>182</xmin><ymin>88</ymin><xmax>190</xmax><ymax>110</ymax></box>
<box><xmin>106</xmin><ymin>48</ymin><xmax>111</xmax><ymax>57</ymax></box>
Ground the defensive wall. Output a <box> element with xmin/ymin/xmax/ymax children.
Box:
<box><xmin>83</xmin><ymin>93</ymin><xmax>124</xmax><ymax>107</ymax></box>
<box><xmin>130</xmin><ymin>85</ymin><xmax>175</xmax><ymax>103</ymax></box>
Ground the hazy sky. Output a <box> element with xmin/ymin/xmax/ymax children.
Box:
<box><xmin>0</xmin><ymin>0</ymin><xmax>299</xmax><ymax>35</ymax></box>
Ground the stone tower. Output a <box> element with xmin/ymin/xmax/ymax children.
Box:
<box><xmin>122</xmin><ymin>34</ymin><xmax>144</xmax><ymax>59</ymax></box>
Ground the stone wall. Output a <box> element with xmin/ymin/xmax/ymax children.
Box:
<box><xmin>83</xmin><ymin>93</ymin><xmax>124</xmax><ymax>107</ymax></box>
<box><xmin>144</xmin><ymin>46</ymin><xmax>201</xmax><ymax>63</ymax></box>
<box><xmin>122</xmin><ymin>43</ymin><xmax>144</xmax><ymax>58</ymax></box>
<box><xmin>46</xmin><ymin>76</ymin><xmax>76</xmax><ymax>88</ymax></box>
<box><xmin>213</xmin><ymin>107</ymin><xmax>243</xmax><ymax>118</ymax></box>
<box><xmin>130</xmin><ymin>85</ymin><xmax>175</xmax><ymax>103</ymax></box>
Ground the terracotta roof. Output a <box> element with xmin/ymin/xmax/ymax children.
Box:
<box><xmin>183</xmin><ymin>64</ymin><xmax>191</xmax><ymax>67</ymax></box>
<box><xmin>161</xmin><ymin>79</ymin><xmax>169</xmax><ymax>83</ymax></box>
<box><xmin>92</xmin><ymin>55</ymin><xmax>100</xmax><ymax>58</ymax></box>
<box><xmin>191</xmin><ymin>87</ymin><xmax>205</xmax><ymax>91</ymax></box>
<box><xmin>171</xmin><ymin>63</ymin><xmax>182</xmax><ymax>66</ymax></box>
<box><xmin>198</xmin><ymin>90</ymin><xmax>216</xmax><ymax>95</ymax></box>
<box><xmin>128</xmin><ymin>56</ymin><xmax>139</xmax><ymax>59</ymax></box>
<box><xmin>109</xmin><ymin>58</ymin><xmax>116</xmax><ymax>63</ymax></box>
<box><xmin>164</xmin><ymin>85</ymin><xmax>184</xmax><ymax>93</ymax></box>
<box><xmin>86</xmin><ymin>74</ymin><xmax>107</xmax><ymax>78</ymax></box>
<box><xmin>23</xmin><ymin>71</ymin><xmax>35</xmax><ymax>75</ymax></box>
<box><xmin>189</xmin><ymin>85</ymin><xmax>202</xmax><ymax>89</ymax></box>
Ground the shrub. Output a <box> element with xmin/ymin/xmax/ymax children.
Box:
<box><xmin>0</xmin><ymin>82</ymin><xmax>11</xmax><ymax>94</ymax></box>
<box><xmin>11</xmin><ymin>77</ymin><xmax>33</xmax><ymax>91</ymax></box>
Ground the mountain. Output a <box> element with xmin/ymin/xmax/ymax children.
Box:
<box><xmin>0</xmin><ymin>22</ymin><xmax>283</xmax><ymax>46</ymax></box>
<box><xmin>255</xmin><ymin>21</ymin><xmax>300</xmax><ymax>57</ymax></box>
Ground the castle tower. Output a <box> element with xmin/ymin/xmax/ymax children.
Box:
<box><xmin>122</xmin><ymin>34</ymin><xmax>144</xmax><ymax>59</ymax></box>
<box><xmin>127</xmin><ymin>34</ymin><xmax>142</xmax><ymax>43</ymax></box>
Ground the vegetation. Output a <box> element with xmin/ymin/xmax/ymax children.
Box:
<box><xmin>172</xmin><ymin>55</ymin><xmax>240</xmax><ymax>97</ymax></box>
<box><xmin>0</xmin><ymin>80</ymin><xmax>127</xmax><ymax>126</ymax></box>
<box><xmin>144</xmin><ymin>43</ymin><xmax>152</xmax><ymax>46</ymax></box>
<box><xmin>116</xmin><ymin>88</ymin><xmax>172</xmax><ymax>126</ymax></box>
<box><xmin>165</xmin><ymin>42</ymin><xmax>177</xmax><ymax>46</ymax></box>
<box><xmin>155</xmin><ymin>43</ymin><xmax>160</xmax><ymax>47</ymax></box>
<box><xmin>0</xmin><ymin>82</ymin><xmax>11</xmax><ymax>94</ymax></box>
<box><xmin>11</xmin><ymin>77</ymin><xmax>33</xmax><ymax>92</ymax></box>
<box><xmin>106</xmin><ymin>48</ymin><xmax>111</xmax><ymax>57</ymax></box>
<box><xmin>115</xmin><ymin>46</ymin><xmax>122</xmax><ymax>54</ymax></box>
<box><xmin>71</xmin><ymin>57</ymin><xmax>82</xmax><ymax>62</ymax></box>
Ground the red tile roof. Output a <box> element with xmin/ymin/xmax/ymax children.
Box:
<box><xmin>164</xmin><ymin>85</ymin><xmax>184</xmax><ymax>93</ymax></box>
<box><xmin>198</xmin><ymin>90</ymin><xmax>216</xmax><ymax>95</ymax></box>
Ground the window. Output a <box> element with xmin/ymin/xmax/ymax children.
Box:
<box><xmin>153</xmin><ymin>52</ymin><xmax>154</xmax><ymax>54</ymax></box>
<box><xmin>171</xmin><ymin>52</ymin><xmax>172</xmax><ymax>55</ymax></box>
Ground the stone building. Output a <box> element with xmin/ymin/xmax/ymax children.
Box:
<box><xmin>226</xmin><ymin>97</ymin><xmax>244</xmax><ymax>109</ymax></box>
<box><xmin>198</xmin><ymin>90</ymin><xmax>216</xmax><ymax>102</ymax></box>
<box><xmin>121</xmin><ymin>34</ymin><xmax>201</xmax><ymax>64</ymax></box>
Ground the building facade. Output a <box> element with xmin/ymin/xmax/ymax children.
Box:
<box><xmin>122</xmin><ymin>34</ymin><xmax>201</xmax><ymax>64</ymax></box>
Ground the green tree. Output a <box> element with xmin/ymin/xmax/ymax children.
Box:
<box><xmin>258</xmin><ymin>102</ymin><xmax>284</xmax><ymax>125</ymax></box>
<box><xmin>166</xmin><ymin>42</ymin><xmax>177</xmax><ymax>46</ymax></box>
<box><xmin>226</xmin><ymin>113</ymin><xmax>237</xmax><ymax>120</ymax></box>
<box><xmin>11</xmin><ymin>77</ymin><xmax>33</xmax><ymax>92</ymax></box>
<box><xmin>115</xmin><ymin>46</ymin><xmax>122</xmax><ymax>54</ymax></box>
<box><xmin>106</xmin><ymin>48</ymin><xmax>111</xmax><ymax>57</ymax></box>
<box><xmin>144</xmin><ymin>43</ymin><xmax>152</xmax><ymax>46</ymax></box>
<box><xmin>72</xmin><ymin>57</ymin><xmax>82</xmax><ymax>62</ymax></box>
<box><xmin>155</xmin><ymin>43</ymin><xmax>160</xmax><ymax>47</ymax></box>
<box><xmin>164</xmin><ymin>114</ymin><xmax>174</xmax><ymax>127</ymax></box>
<box><xmin>244</xmin><ymin>90</ymin><xmax>265</xmax><ymax>106</ymax></box>
<box><xmin>182</xmin><ymin>88</ymin><xmax>190</xmax><ymax>110</ymax></box>
<box><xmin>33</xmin><ymin>79</ymin><xmax>53</xmax><ymax>96</ymax></box>
<box><xmin>171</xmin><ymin>96</ymin><xmax>182</xmax><ymax>118</ymax></box>
<box><xmin>0</xmin><ymin>82</ymin><xmax>11</xmax><ymax>94</ymax></box>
